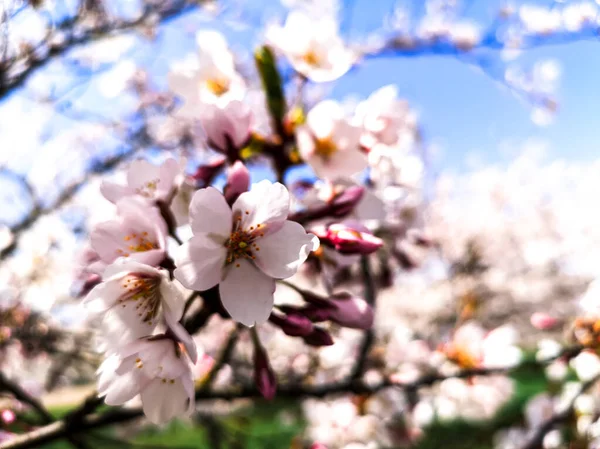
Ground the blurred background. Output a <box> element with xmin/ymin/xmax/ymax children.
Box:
<box><xmin>2</xmin><ymin>0</ymin><xmax>600</xmax><ymax>448</ymax></box>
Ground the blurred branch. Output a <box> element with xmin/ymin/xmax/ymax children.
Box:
<box><xmin>520</xmin><ymin>372</ymin><xmax>600</xmax><ymax>449</ymax></box>
<box><xmin>349</xmin><ymin>256</ymin><xmax>377</xmax><ymax>381</ymax></box>
<box><xmin>1</xmin><ymin>124</ymin><xmax>151</xmax><ymax>261</ymax></box>
<box><xmin>1</xmin><ymin>342</ymin><xmax>585</xmax><ymax>449</ymax></box>
<box><xmin>0</xmin><ymin>0</ymin><xmax>205</xmax><ymax>98</ymax></box>
<box><xmin>0</xmin><ymin>371</ymin><xmax>53</xmax><ymax>423</ymax></box>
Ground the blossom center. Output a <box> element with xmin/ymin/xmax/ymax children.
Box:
<box><xmin>224</xmin><ymin>214</ymin><xmax>265</xmax><ymax>267</ymax></box>
<box><xmin>206</xmin><ymin>78</ymin><xmax>230</xmax><ymax>96</ymax></box>
<box><xmin>314</xmin><ymin>137</ymin><xmax>338</xmax><ymax>160</ymax></box>
<box><xmin>119</xmin><ymin>274</ymin><xmax>161</xmax><ymax>326</ymax></box>
<box><xmin>446</xmin><ymin>345</ymin><xmax>479</xmax><ymax>369</ymax></box>
<box><xmin>302</xmin><ymin>50</ymin><xmax>321</xmax><ymax>67</ymax></box>
<box><xmin>116</xmin><ymin>232</ymin><xmax>157</xmax><ymax>257</ymax></box>
<box><xmin>135</xmin><ymin>179</ymin><xmax>159</xmax><ymax>198</ymax></box>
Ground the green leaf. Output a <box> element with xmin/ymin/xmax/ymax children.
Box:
<box><xmin>255</xmin><ymin>46</ymin><xmax>286</xmax><ymax>132</ymax></box>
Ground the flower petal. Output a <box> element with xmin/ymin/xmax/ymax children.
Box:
<box><xmin>159</xmin><ymin>276</ymin><xmax>185</xmax><ymax>322</ymax></box>
<box><xmin>100</xmin><ymin>182</ymin><xmax>135</xmax><ymax>204</ymax></box>
<box><xmin>219</xmin><ymin>259</ymin><xmax>275</xmax><ymax>326</ymax></box>
<box><xmin>254</xmin><ymin>221</ymin><xmax>319</xmax><ymax>279</ymax></box>
<box><xmin>189</xmin><ymin>187</ymin><xmax>232</xmax><ymax>240</ymax></box>
<box><xmin>82</xmin><ymin>277</ymin><xmax>124</xmax><ymax>316</ymax></box>
<box><xmin>141</xmin><ymin>378</ymin><xmax>190</xmax><ymax>424</ymax></box>
<box><xmin>174</xmin><ymin>236</ymin><xmax>226</xmax><ymax>291</ymax></box>
<box><xmin>232</xmin><ymin>180</ymin><xmax>290</xmax><ymax>232</ymax></box>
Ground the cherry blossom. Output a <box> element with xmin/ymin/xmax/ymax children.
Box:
<box><xmin>266</xmin><ymin>9</ymin><xmax>354</xmax><ymax>82</ymax></box>
<box><xmin>90</xmin><ymin>197</ymin><xmax>167</xmax><ymax>267</ymax></box>
<box><xmin>83</xmin><ymin>259</ymin><xmax>184</xmax><ymax>349</ymax></box>
<box><xmin>354</xmin><ymin>85</ymin><xmax>414</xmax><ymax>149</ymax></box>
<box><xmin>168</xmin><ymin>30</ymin><xmax>245</xmax><ymax>114</ymax></box>
<box><xmin>174</xmin><ymin>181</ymin><xmax>319</xmax><ymax>326</ymax></box>
<box><xmin>443</xmin><ymin>322</ymin><xmax>522</xmax><ymax>370</ymax></box>
<box><xmin>200</xmin><ymin>100</ymin><xmax>252</xmax><ymax>153</ymax></box>
<box><xmin>97</xmin><ymin>332</ymin><xmax>197</xmax><ymax>425</ymax></box>
<box><xmin>297</xmin><ymin>100</ymin><xmax>366</xmax><ymax>180</ymax></box>
<box><xmin>100</xmin><ymin>158</ymin><xmax>181</xmax><ymax>204</ymax></box>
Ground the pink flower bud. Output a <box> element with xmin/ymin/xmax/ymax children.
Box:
<box><xmin>313</xmin><ymin>223</ymin><xmax>383</xmax><ymax>255</ymax></box>
<box><xmin>310</xmin><ymin>444</ymin><xmax>328</xmax><ymax>449</ymax></box>
<box><xmin>253</xmin><ymin>345</ymin><xmax>277</xmax><ymax>400</ymax></box>
<box><xmin>224</xmin><ymin>161</ymin><xmax>250</xmax><ymax>205</ymax></box>
<box><xmin>331</xmin><ymin>185</ymin><xmax>364</xmax><ymax>217</ymax></box>
<box><xmin>201</xmin><ymin>100</ymin><xmax>252</xmax><ymax>155</ymax></box>
<box><xmin>303</xmin><ymin>327</ymin><xmax>334</xmax><ymax>346</ymax></box>
<box><xmin>328</xmin><ymin>292</ymin><xmax>374</xmax><ymax>330</ymax></box>
<box><xmin>530</xmin><ymin>312</ymin><xmax>559</xmax><ymax>330</ymax></box>
<box><xmin>269</xmin><ymin>312</ymin><xmax>314</xmax><ymax>337</ymax></box>
<box><xmin>1</xmin><ymin>409</ymin><xmax>15</xmax><ymax>425</ymax></box>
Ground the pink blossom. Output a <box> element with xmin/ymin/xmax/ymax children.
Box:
<box><xmin>200</xmin><ymin>100</ymin><xmax>252</xmax><ymax>154</ymax></box>
<box><xmin>175</xmin><ymin>181</ymin><xmax>318</xmax><ymax>326</ymax></box>
<box><xmin>100</xmin><ymin>158</ymin><xmax>181</xmax><ymax>204</ymax></box>
<box><xmin>297</xmin><ymin>100</ymin><xmax>366</xmax><ymax>180</ymax></box>
<box><xmin>90</xmin><ymin>197</ymin><xmax>167</xmax><ymax>267</ymax></box>
<box><xmin>97</xmin><ymin>332</ymin><xmax>197</xmax><ymax>425</ymax></box>
<box><xmin>266</xmin><ymin>10</ymin><xmax>355</xmax><ymax>82</ymax></box>
<box><xmin>83</xmin><ymin>259</ymin><xmax>184</xmax><ymax>349</ymax></box>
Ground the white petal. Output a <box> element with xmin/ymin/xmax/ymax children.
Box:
<box><xmin>103</xmin><ymin>370</ymin><xmax>142</xmax><ymax>406</ymax></box>
<box><xmin>159</xmin><ymin>276</ymin><xmax>185</xmax><ymax>322</ymax></box>
<box><xmin>102</xmin><ymin>258</ymin><xmax>162</xmax><ymax>279</ymax></box>
<box><xmin>232</xmin><ymin>181</ymin><xmax>290</xmax><ymax>232</ymax></box>
<box><xmin>141</xmin><ymin>378</ymin><xmax>190</xmax><ymax>424</ymax></box>
<box><xmin>189</xmin><ymin>187</ymin><xmax>232</xmax><ymax>240</ymax></box>
<box><xmin>254</xmin><ymin>221</ymin><xmax>319</xmax><ymax>279</ymax></box>
<box><xmin>127</xmin><ymin>159</ymin><xmax>161</xmax><ymax>190</ymax></box>
<box><xmin>82</xmin><ymin>277</ymin><xmax>123</xmax><ymax>316</ymax></box>
<box><xmin>174</xmin><ymin>237</ymin><xmax>226</xmax><ymax>291</ymax></box>
<box><xmin>219</xmin><ymin>259</ymin><xmax>275</xmax><ymax>326</ymax></box>
<box><xmin>100</xmin><ymin>182</ymin><xmax>134</xmax><ymax>203</ymax></box>
<box><xmin>164</xmin><ymin>314</ymin><xmax>198</xmax><ymax>364</ymax></box>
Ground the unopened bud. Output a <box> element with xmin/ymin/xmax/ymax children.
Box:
<box><xmin>303</xmin><ymin>327</ymin><xmax>334</xmax><ymax>347</ymax></box>
<box><xmin>224</xmin><ymin>161</ymin><xmax>250</xmax><ymax>205</ymax></box>
<box><xmin>253</xmin><ymin>344</ymin><xmax>277</xmax><ymax>400</ymax></box>
<box><xmin>330</xmin><ymin>185</ymin><xmax>364</xmax><ymax>217</ymax></box>
<box><xmin>269</xmin><ymin>312</ymin><xmax>314</xmax><ymax>337</ymax></box>
<box><xmin>328</xmin><ymin>292</ymin><xmax>374</xmax><ymax>330</ymax></box>
<box><xmin>313</xmin><ymin>223</ymin><xmax>383</xmax><ymax>255</ymax></box>
<box><xmin>531</xmin><ymin>312</ymin><xmax>560</xmax><ymax>331</ymax></box>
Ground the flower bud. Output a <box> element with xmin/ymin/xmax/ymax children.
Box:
<box><xmin>531</xmin><ymin>312</ymin><xmax>560</xmax><ymax>330</ymax></box>
<box><xmin>224</xmin><ymin>161</ymin><xmax>250</xmax><ymax>205</ymax></box>
<box><xmin>269</xmin><ymin>311</ymin><xmax>314</xmax><ymax>337</ymax></box>
<box><xmin>312</xmin><ymin>223</ymin><xmax>383</xmax><ymax>255</ymax></box>
<box><xmin>253</xmin><ymin>343</ymin><xmax>277</xmax><ymax>400</ymax></box>
<box><xmin>330</xmin><ymin>185</ymin><xmax>364</xmax><ymax>217</ymax></box>
<box><xmin>302</xmin><ymin>327</ymin><xmax>334</xmax><ymax>346</ymax></box>
<box><xmin>328</xmin><ymin>292</ymin><xmax>374</xmax><ymax>330</ymax></box>
<box><xmin>310</xmin><ymin>444</ymin><xmax>328</xmax><ymax>449</ymax></box>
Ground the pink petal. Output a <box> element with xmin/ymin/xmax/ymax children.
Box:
<box><xmin>100</xmin><ymin>182</ymin><xmax>135</xmax><ymax>204</ymax></box>
<box><xmin>254</xmin><ymin>221</ymin><xmax>319</xmax><ymax>279</ymax></box>
<box><xmin>189</xmin><ymin>187</ymin><xmax>232</xmax><ymax>240</ymax></box>
<box><xmin>174</xmin><ymin>236</ymin><xmax>226</xmax><ymax>291</ymax></box>
<box><xmin>232</xmin><ymin>180</ymin><xmax>290</xmax><ymax>233</ymax></box>
<box><xmin>219</xmin><ymin>259</ymin><xmax>275</xmax><ymax>326</ymax></box>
